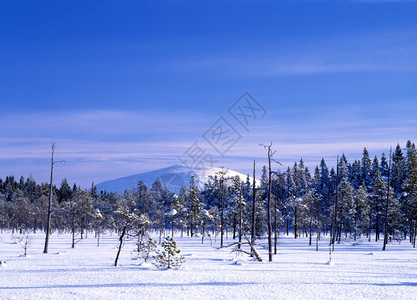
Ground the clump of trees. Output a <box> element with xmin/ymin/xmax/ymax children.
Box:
<box><xmin>0</xmin><ymin>141</ymin><xmax>416</xmax><ymax>259</ymax></box>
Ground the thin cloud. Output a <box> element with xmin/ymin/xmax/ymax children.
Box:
<box><xmin>0</xmin><ymin>110</ymin><xmax>210</xmax><ymax>140</ymax></box>
<box><xmin>167</xmin><ymin>30</ymin><xmax>417</xmax><ymax>77</ymax></box>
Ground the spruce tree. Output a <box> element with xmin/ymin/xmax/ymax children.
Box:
<box><xmin>187</xmin><ymin>176</ymin><xmax>202</xmax><ymax>237</ymax></box>
<box><xmin>153</xmin><ymin>236</ymin><xmax>185</xmax><ymax>268</ymax></box>
<box><xmin>370</xmin><ymin>170</ymin><xmax>386</xmax><ymax>242</ymax></box>
<box><xmin>361</xmin><ymin>148</ymin><xmax>372</xmax><ymax>188</ymax></box>
<box><xmin>392</xmin><ymin>144</ymin><xmax>406</xmax><ymax>196</ymax></box>
<box><xmin>404</xmin><ymin>143</ymin><xmax>417</xmax><ymax>246</ymax></box>
<box><xmin>380</xmin><ymin>153</ymin><xmax>389</xmax><ymax>178</ymax></box>
<box><xmin>337</xmin><ymin>158</ymin><xmax>354</xmax><ymax>242</ymax></box>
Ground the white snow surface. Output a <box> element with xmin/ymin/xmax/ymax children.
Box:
<box><xmin>0</xmin><ymin>232</ymin><xmax>416</xmax><ymax>299</ymax></box>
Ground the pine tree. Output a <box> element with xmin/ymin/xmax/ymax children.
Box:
<box><xmin>391</xmin><ymin>144</ymin><xmax>406</xmax><ymax>197</ymax></box>
<box><xmin>228</xmin><ymin>176</ymin><xmax>243</xmax><ymax>240</ymax></box>
<box><xmin>370</xmin><ymin>169</ymin><xmax>386</xmax><ymax>242</ymax></box>
<box><xmin>136</xmin><ymin>237</ymin><xmax>157</xmax><ymax>263</ymax></box>
<box><xmin>59</xmin><ymin>178</ymin><xmax>72</xmax><ymax>203</ymax></box>
<box><xmin>403</xmin><ymin>142</ymin><xmax>417</xmax><ymax>246</ymax></box>
<box><xmin>150</xmin><ymin>180</ymin><xmax>163</xmax><ymax>229</ymax></box>
<box><xmin>216</xmin><ymin>168</ymin><xmax>228</xmax><ymax>247</ymax></box>
<box><xmin>349</xmin><ymin>159</ymin><xmax>362</xmax><ymax>189</ymax></box>
<box><xmin>176</xmin><ymin>187</ymin><xmax>188</xmax><ymax>237</ymax></box>
<box><xmin>361</xmin><ymin>148</ymin><xmax>372</xmax><ymax>189</ymax></box>
<box><xmin>302</xmin><ymin>188</ymin><xmax>321</xmax><ymax>246</ymax></box>
<box><xmin>187</xmin><ymin>176</ymin><xmax>202</xmax><ymax>237</ymax></box>
<box><xmin>354</xmin><ymin>184</ymin><xmax>368</xmax><ymax>240</ymax></box>
<box><xmin>380</xmin><ymin>153</ymin><xmax>389</xmax><ymax>178</ymax></box>
<box><xmin>113</xmin><ymin>205</ymin><xmax>148</xmax><ymax>267</ymax></box>
<box><xmin>93</xmin><ymin>208</ymin><xmax>105</xmax><ymax>247</ymax></box>
<box><xmin>135</xmin><ymin>181</ymin><xmax>149</xmax><ymax>217</ymax></box>
<box><xmin>318</xmin><ymin>159</ymin><xmax>332</xmax><ymax>235</ymax></box>
<box><xmin>283</xmin><ymin>167</ymin><xmax>295</xmax><ymax>236</ymax></box>
<box><xmin>153</xmin><ymin>236</ymin><xmax>185</xmax><ymax>268</ymax></box>
<box><xmin>337</xmin><ymin>158</ymin><xmax>355</xmax><ymax>241</ymax></box>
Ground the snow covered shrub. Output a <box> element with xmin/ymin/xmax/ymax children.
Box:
<box><xmin>16</xmin><ymin>231</ymin><xmax>33</xmax><ymax>257</ymax></box>
<box><xmin>136</xmin><ymin>237</ymin><xmax>157</xmax><ymax>263</ymax></box>
<box><xmin>153</xmin><ymin>236</ymin><xmax>185</xmax><ymax>269</ymax></box>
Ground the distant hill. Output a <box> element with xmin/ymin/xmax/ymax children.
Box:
<box><xmin>94</xmin><ymin>165</ymin><xmax>254</xmax><ymax>194</ymax></box>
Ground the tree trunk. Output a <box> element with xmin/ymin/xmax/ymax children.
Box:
<box><xmin>274</xmin><ymin>192</ymin><xmax>278</xmax><ymax>254</ymax></box>
<box><xmin>251</xmin><ymin>160</ymin><xmax>256</xmax><ymax>256</ymax></box>
<box><xmin>43</xmin><ymin>144</ymin><xmax>55</xmax><ymax>254</ymax></box>
<box><xmin>220</xmin><ymin>175</ymin><xmax>224</xmax><ymax>247</ymax></box>
<box><xmin>266</xmin><ymin>145</ymin><xmax>273</xmax><ymax>262</ymax></box>
<box><xmin>309</xmin><ymin>209</ymin><xmax>313</xmax><ymax>246</ymax></box>
<box><xmin>286</xmin><ymin>215</ymin><xmax>289</xmax><ymax>236</ymax></box>
<box><xmin>375</xmin><ymin>202</ymin><xmax>380</xmax><ymax>242</ymax></box>
<box><xmin>72</xmin><ymin>212</ymin><xmax>76</xmax><ymax>248</ymax></box>
<box><xmin>383</xmin><ymin>147</ymin><xmax>392</xmax><ymax>251</ymax></box>
<box><xmin>331</xmin><ymin>156</ymin><xmax>339</xmax><ymax>251</ymax></box>
<box><xmin>294</xmin><ymin>206</ymin><xmax>298</xmax><ymax>239</ymax></box>
<box><xmin>202</xmin><ymin>221</ymin><xmax>205</xmax><ymax>244</ymax></box>
<box><xmin>114</xmin><ymin>225</ymin><xmax>127</xmax><ymax>267</ymax></box>
<box><xmin>238</xmin><ymin>189</ymin><xmax>243</xmax><ymax>250</ymax></box>
<box><xmin>233</xmin><ymin>213</ymin><xmax>237</xmax><ymax>240</ymax></box>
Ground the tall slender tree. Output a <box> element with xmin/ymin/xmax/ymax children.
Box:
<box><xmin>383</xmin><ymin>147</ymin><xmax>392</xmax><ymax>251</ymax></box>
<box><xmin>43</xmin><ymin>143</ymin><xmax>63</xmax><ymax>253</ymax></box>
<box><xmin>261</xmin><ymin>143</ymin><xmax>279</xmax><ymax>261</ymax></box>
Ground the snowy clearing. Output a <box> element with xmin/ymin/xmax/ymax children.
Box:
<box><xmin>0</xmin><ymin>231</ymin><xmax>416</xmax><ymax>299</ymax></box>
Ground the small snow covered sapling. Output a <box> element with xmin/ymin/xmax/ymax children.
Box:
<box><xmin>153</xmin><ymin>236</ymin><xmax>185</xmax><ymax>269</ymax></box>
<box><xmin>137</xmin><ymin>237</ymin><xmax>157</xmax><ymax>263</ymax></box>
<box><xmin>18</xmin><ymin>231</ymin><xmax>33</xmax><ymax>257</ymax></box>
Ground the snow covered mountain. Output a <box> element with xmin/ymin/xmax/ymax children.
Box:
<box><xmin>95</xmin><ymin>165</ymin><xmax>255</xmax><ymax>194</ymax></box>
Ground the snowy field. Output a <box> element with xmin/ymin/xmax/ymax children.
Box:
<box><xmin>0</xmin><ymin>231</ymin><xmax>416</xmax><ymax>300</ymax></box>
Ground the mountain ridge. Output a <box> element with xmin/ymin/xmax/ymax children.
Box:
<box><xmin>95</xmin><ymin>164</ymin><xmax>254</xmax><ymax>194</ymax></box>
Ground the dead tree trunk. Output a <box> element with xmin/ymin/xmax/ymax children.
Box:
<box><xmin>43</xmin><ymin>144</ymin><xmax>55</xmax><ymax>254</ymax></box>
<box><xmin>238</xmin><ymin>188</ymin><xmax>243</xmax><ymax>250</ymax></box>
<box><xmin>274</xmin><ymin>191</ymin><xmax>278</xmax><ymax>254</ymax></box>
<box><xmin>220</xmin><ymin>174</ymin><xmax>225</xmax><ymax>247</ymax></box>
<box><xmin>261</xmin><ymin>143</ymin><xmax>274</xmax><ymax>262</ymax></box>
<box><xmin>251</xmin><ymin>161</ymin><xmax>256</xmax><ymax>256</ymax></box>
<box><xmin>114</xmin><ymin>225</ymin><xmax>127</xmax><ymax>266</ymax></box>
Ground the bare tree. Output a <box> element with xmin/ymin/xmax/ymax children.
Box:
<box><xmin>222</xmin><ymin>234</ymin><xmax>263</xmax><ymax>262</ymax></box>
<box><xmin>18</xmin><ymin>231</ymin><xmax>33</xmax><ymax>257</ymax></box>
<box><xmin>43</xmin><ymin>143</ymin><xmax>64</xmax><ymax>254</ymax></box>
<box><xmin>217</xmin><ymin>167</ymin><xmax>228</xmax><ymax>247</ymax></box>
<box><xmin>260</xmin><ymin>143</ymin><xmax>279</xmax><ymax>262</ymax></box>
<box><xmin>251</xmin><ymin>160</ymin><xmax>257</xmax><ymax>254</ymax></box>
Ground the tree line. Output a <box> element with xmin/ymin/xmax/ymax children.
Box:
<box><xmin>0</xmin><ymin>141</ymin><xmax>416</xmax><ymax>251</ymax></box>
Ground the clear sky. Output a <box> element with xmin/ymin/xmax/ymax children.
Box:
<box><xmin>1</xmin><ymin>0</ymin><xmax>416</xmax><ymax>188</ymax></box>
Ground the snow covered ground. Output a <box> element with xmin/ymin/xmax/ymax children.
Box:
<box><xmin>0</xmin><ymin>231</ymin><xmax>416</xmax><ymax>299</ymax></box>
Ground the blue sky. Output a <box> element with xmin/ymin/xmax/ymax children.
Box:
<box><xmin>1</xmin><ymin>0</ymin><xmax>416</xmax><ymax>187</ymax></box>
